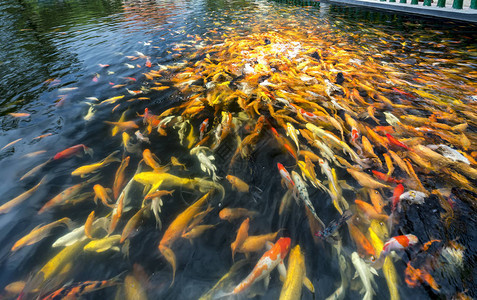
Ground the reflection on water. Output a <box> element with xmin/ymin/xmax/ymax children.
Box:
<box><xmin>0</xmin><ymin>0</ymin><xmax>476</xmax><ymax>299</ymax></box>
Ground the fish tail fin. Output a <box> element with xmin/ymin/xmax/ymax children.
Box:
<box><xmin>159</xmin><ymin>245</ymin><xmax>177</xmax><ymax>286</ymax></box>
<box><xmin>87</xmin><ymin>174</ymin><xmax>103</xmax><ymax>184</ymax></box>
<box><xmin>63</xmin><ymin>218</ymin><xmax>76</xmax><ymax>230</ymax></box>
<box><xmin>84</xmin><ymin>146</ymin><xmax>94</xmax><ymax>157</ymax></box>
<box><xmin>387</xmin><ymin>212</ymin><xmax>398</xmax><ymax>232</ymax></box>
<box><xmin>104</xmin><ymin>150</ymin><xmax>121</xmax><ymax>165</ymax></box>
<box><xmin>212</xmin><ymin>290</ymin><xmax>234</xmax><ymax>300</ymax></box>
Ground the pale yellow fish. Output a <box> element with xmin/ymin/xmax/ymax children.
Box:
<box><xmin>84</xmin><ymin>235</ymin><xmax>121</xmax><ymax>252</ymax></box>
<box><xmin>0</xmin><ymin>176</ymin><xmax>46</xmax><ymax>214</ymax></box>
<box><xmin>100</xmin><ymin>95</ymin><xmax>125</xmax><ymax>105</ymax></box>
<box><xmin>11</xmin><ymin>217</ymin><xmax>71</xmax><ymax>251</ymax></box>
<box><xmin>20</xmin><ymin>159</ymin><xmax>53</xmax><ymax>181</ymax></box>
<box><xmin>1</xmin><ymin>138</ymin><xmax>22</xmax><ymax>151</ymax></box>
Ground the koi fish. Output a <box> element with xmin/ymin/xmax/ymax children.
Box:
<box><xmin>286</xmin><ymin>123</ymin><xmax>300</xmax><ymax>153</ymax></box>
<box><xmin>355</xmin><ymin>199</ymin><xmax>389</xmax><ymax>222</ymax></box>
<box><xmin>291</xmin><ymin>171</ymin><xmax>324</xmax><ymax>227</ymax></box>
<box><xmin>41</xmin><ymin>276</ymin><xmax>121</xmax><ymax>300</ymax></box>
<box><xmin>382</xmin><ymin>234</ymin><xmax>419</xmax><ymax>257</ymax></box>
<box><xmin>121</xmin><ymin>204</ymin><xmax>150</xmax><ymax>244</ymax></box>
<box><xmin>38</xmin><ymin>175</ymin><xmax>100</xmax><ymax>214</ymax></box>
<box><xmin>405</xmin><ymin>262</ymin><xmax>439</xmax><ymax>291</ymax></box>
<box><xmin>84</xmin><ymin>235</ymin><xmax>121</xmax><ymax>253</ymax></box>
<box><xmin>71</xmin><ymin>150</ymin><xmax>120</xmax><ymax>177</ymax></box>
<box><xmin>171</xmin><ymin>156</ymin><xmax>187</xmax><ymax>170</ymax></box>
<box><xmin>371</xmin><ymin>170</ymin><xmax>403</xmax><ymax>184</ymax></box>
<box><xmin>113</xmin><ymin>156</ymin><xmax>130</xmax><ymax>200</ymax></box>
<box><xmin>347</xmin><ymin>168</ymin><xmax>391</xmax><ymax>190</ymax></box>
<box><xmin>277</xmin><ymin>163</ymin><xmax>294</xmax><ymax>189</ymax></box>
<box><xmin>348</xmin><ymin>222</ymin><xmax>376</xmax><ymax>261</ymax></box>
<box><xmin>386</xmin><ymin>133</ymin><xmax>410</xmax><ymax>151</ymax></box>
<box><xmin>181</xmin><ymin>224</ymin><xmax>216</xmax><ymax>240</ymax></box>
<box><xmin>279</xmin><ymin>244</ymin><xmax>315</xmax><ymax>300</ymax></box>
<box><xmin>1</xmin><ymin>138</ymin><xmax>22</xmax><ymax>151</ymax></box>
<box><xmin>199</xmin><ymin>118</ymin><xmax>209</xmax><ymax>141</ymax></box>
<box><xmin>237</xmin><ymin>231</ymin><xmax>280</xmax><ymax>254</ymax></box>
<box><xmin>11</xmin><ymin>217</ymin><xmax>72</xmax><ymax>252</ymax></box>
<box><xmin>400</xmin><ymin>190</ymin><xmax>427</xmax><ymax>204</ymax></box>
<box><xmin>93</xmin><ymin>184</ymin><xmax>114</xmax><ymax>208</ymax></box>
<box><xmin>226</xmin><ymin>175</ymin><xmax>249</xmax><ymax>193</ymax></box>
<box><xmin>315</xmin><ymin>210</ymin><xmax>352</xmax><ymax>240</ymax></box>
<box><xmin>219</xmin><ymin>208</ymin><xmax>258</xmax><ymax>221</ymax></box>
<box><xmin>391</xmin><ymin>184</ymin><xmax>405</xmax><ymax>212</ymax></box>
<box><xmin>351</xmin><ymin>252</ymin><xmax>378</xmax><ymax>300</ymax></box>
<box><xmin>231</xmin><ymin>218</ymin><xmax>250</xmax><ymax>261</ymax></box>
<box><xmin>0</xmin><ymin>176</ymin><xmax>46</xmax><ymax>214</ymax></box>
<box><xmin>159</xmin><ymin>192</ymin><xmax>212</xmax><ymax>284</ymax></box>
<box><xmin>231</xmin><ymin>237</ymin><xmax>291</xmax><ymax>295</ymax></box>
<box><xmin>9</xmin><ymin>113</ymin><xmax>30</xmax><ymax>118</ymax></box>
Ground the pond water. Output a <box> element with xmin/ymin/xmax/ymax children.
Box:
<box><xmin>0</xmin><ymin>0</ymin><xmax>476</xmax><ymax>299</ymax></box>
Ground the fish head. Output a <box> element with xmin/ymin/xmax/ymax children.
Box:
<box><xmin>406</xmin><ymin>234</ymin><xmax>419</xmax><ymax>245</ymax></box>
<box><xmin>218</xmin><ymin>208</ymin><xmax>230</xmax><ymax>220</ymax></box>
<box><xmin>276</xmin><ymin>237</ymin><xmax>291</xmax><ymax>258</ymax></box>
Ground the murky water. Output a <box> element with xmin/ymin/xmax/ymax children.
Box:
<box><xmin>0</xmin><ymin>0</ymin><xmax>476</xmax><ymax>299</ymax></box>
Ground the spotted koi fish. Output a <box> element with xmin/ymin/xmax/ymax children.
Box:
<box><xmin>315</xmin><ymin>210</ymin><xmax>352</xmax><ymax>240</ymax></box>
<box><xmin>232</xmin><ymin>237</ymin><xmax>291</xmax><ymax>295</ymax></box>
<box><xmin>41</xmin><ymin>277</ymin><xmax>120</xmax><ymax>300</ymax></box>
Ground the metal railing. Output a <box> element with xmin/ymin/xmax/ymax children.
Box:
<box><xmin>379</xmin><ymin>0</ymin><xmax>475</xmax><ymax>9</ymax></box>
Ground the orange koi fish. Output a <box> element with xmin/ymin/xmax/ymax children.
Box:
<box><xmin>371</xmin><ymin>170</ymin><xmax>403</xmax><ymax>184</ymax></box>
<box><xmin>9</xmin><ymin>113</ymin><xmax>30</xmax><ymax>118</ymax></box>
<box><xmin>386</xmin><ymin>134</ymin><xmax>410</xmax><ymax>151</ymax></box>
<box><xmin>355</xmin><ymin>199</ymin><xmax>389</xmax><ymax>222</ymax></box>
<box><xmin>348</xmin><ymin>223</ymin><xmax>376</xmax><ymax>261</ymax></box>
<box><xmin>159</xmin><ymin>191</ymin><xmax>212</xmax><ymax>284</ymax></box>
<box><xmin>54</xmin><ymin>144</ymin><xmax>94</xmax><ymax>160</ymax></box>
<box><xmin>113</xmin><ymin>156</ymin><xmax>130</xmax><ymax>200</ymax></box>
<box><xmin>93</xmin><ymin>184</ymin><xmax>115</xmax><ymax>208</ymax></box>
<box><xmin>226</xmin><ymin>175</ymin><xmax>249</xmax><ymax>193</ymax></box>
<box><xmin>219</xmin><ymin>208</ymin><xmax>258</xmax><ymax>221</ymax></box>
<box><xmin>231</xmin><ymin>218</ymin><xmax>250</xmax><ymax>261</ymax></box>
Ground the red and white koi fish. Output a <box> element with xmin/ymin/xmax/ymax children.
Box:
<box><xmin>199</xmin><ymin>118</ymin><xmax>209</xmax><ymax>141</ymax></box>
<box><xmin>277</xmin><ymin>163</ymin><xmax>294</xmax><ymax>189</ymax></box>
<box><xmin>232</xmin><ymin>237</ymin><xmax>291</xmax><ymax>295</ymax></box>
<box><xmin>298</xmin><ymin>108</ymin><xmax>323</xmax><ymax>123</ymax></box>
<box><xmin>382</xmin><ymin>234</ymin><xmax>418</xmax><ymax>257</ymax></box>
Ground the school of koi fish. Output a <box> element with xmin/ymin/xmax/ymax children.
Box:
<box><xmin>1</xmin><ymin>10</ymin><xmax>477</xmax><ymax>300</ymax></box>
